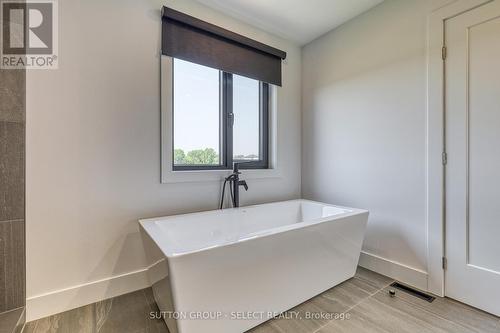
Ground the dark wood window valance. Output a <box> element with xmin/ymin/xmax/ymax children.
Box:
<box><xmin>161</xmin><ymin>7</ymin><xmax>287</xmax><ymax>86</ymax></box>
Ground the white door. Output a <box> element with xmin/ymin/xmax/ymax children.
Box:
<box><xmin>445</xmin><ymin>0</ymin><xmax>500</xmax><ymax>316</ymax></box>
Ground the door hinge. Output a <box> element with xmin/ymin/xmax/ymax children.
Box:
<box><xmin>442</xmin><ymin>152</ymin><xmax>447</xmax><ymax>165</ymax></box>
<box><xmin>442</xmin><ymin>46</ymin><xmax>447</xmax><ymax>61</ymax></box>
<box><xmin>442</xmin><ymin>257</ymin><xmax>447</xmax><ymax>270</ymax></box>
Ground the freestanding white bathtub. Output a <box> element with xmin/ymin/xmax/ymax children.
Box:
<box><xmin>139</xmin><ymin>199</ymin><xmax>368</xmax><ymax>333</ymax></box>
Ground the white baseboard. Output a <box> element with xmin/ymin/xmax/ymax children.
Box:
<box><xmin>26</xmin><ymin>268</ymin><xmax>150</xmax><ymax>322</ymax></box>
<box><xmin>358</xmin><ymin>251</ymin><xmax>429</xmax><ymax>291</ymax></box>
<box><xmin>27</xmin><ymin>252</ymin><xmax>429</xmax><ymax>322</ymax></box>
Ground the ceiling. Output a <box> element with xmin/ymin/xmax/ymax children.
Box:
<box><xmin>195</xmin><ymin>0</ymin><xmax>384</xmax><ymax>45</ymax></box>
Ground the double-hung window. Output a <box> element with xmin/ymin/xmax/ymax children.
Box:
<box><xmin>161</xmin><ymin>7</ymin><xmax>286</xmax><ymax>174</ymax></box>
<box><xmin>172</xmin><ymin>59</ymin><xmax>269</xmax><ymax>170</ymax></box>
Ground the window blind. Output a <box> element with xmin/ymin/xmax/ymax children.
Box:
<box><xmin>161</xmin><ymin>7</ymin><xmax>287</xmax><ymax>86</ymax></box>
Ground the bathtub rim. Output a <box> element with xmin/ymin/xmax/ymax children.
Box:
<box><xmin>139</xmin><ymin>199</ymin><xmax>368</xmax><ymax>259</ymax></box>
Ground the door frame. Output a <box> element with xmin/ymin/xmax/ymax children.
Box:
<box><xmin>426</xmin><ymin>0</ymin><xmax>493</xmax><ymax>297</ymax></box>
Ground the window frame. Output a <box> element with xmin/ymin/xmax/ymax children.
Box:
<box><xmin>172</xmin><ymin>59</ymin><xmax>269</xmax><ymax>171</ymax></box>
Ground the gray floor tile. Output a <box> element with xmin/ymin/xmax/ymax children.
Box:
<box><xmin>370</xmin><ymin>288</ymin><xmax>473</xmax><ymax>333</ymax></box>
<box><xmin>319</xmin><ymin>276</ymin><xmax>381</xmax><ymax>310</ymax></box>
<box><xmin>24</xmin><ymin>268</ymin><xmax>500</xmax><ymax>333</ymax></box>
<box><xmin>23</xmin><ymin>289</ymin><xmax>168</xmax><ymax>333</ymax></box>
<box><xmin>0</xmin><ymin>307</ymin><xmax>24</xmax><ymax>333</ymax></box>
<box><xmin>268</xmin><ymin>299</ymin><xmax>330</xmax><ymax>333</ymax></box>
<box><xmin>95</xmin><ymin>290</ymin><xmax>167</xmax><ymax>333</ymax></box>
<box><xmin>375</xmin><ymin>285</ymin><xmax>500</xmax><ymax>333</ymax></box>
<box><xmin>256</xmin><ymin>276</ymin><xmax>384</xmax><ymax>333</ymax></box>
<box><xmin>142</xmin><ymin>289</ymin><xmax>161</xmax><ymax>313</ymax></box>
<box><xmin>354</xmin><ymin>267</ymin><xmax>394</xmax><ymax>289</ymax></box>
<box><xmin>23</xmin><ymin>304</ymin><xmax>96</xmax><ymax>333</ymax></box>
<box><xmin>246</xmin><ymin>321</ymin><xmax>283</xmax><ymax>333</ymax></box>
<box><xmin>320</xmin><ymin>297</ymin><xmax>446</xmax><ymax>333</ymax></box>
<box><xmin>319</xmin><ymin>285</ymin><xmax>500</xmax><ymax>333</ymax></box>
<box><xmin>317</xmin><ymin>314</ymin><xmax>391</xmax><ymax>333</ymax></box>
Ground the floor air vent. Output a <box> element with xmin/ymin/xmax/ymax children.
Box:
<box><xmin>390</xmin><ymin>282</ymin><xmax>435</xmax><ymax>303</ymax></box>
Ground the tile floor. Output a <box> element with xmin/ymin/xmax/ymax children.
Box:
<box><xmin>0</xmin><ymin>307</ymin><xmax>24</xmax><ymax>333</ymax></box>
<box><xmin>23</xmin><ymin>267</ymin><xmax>500</xmax><ymax>333</ymax></box>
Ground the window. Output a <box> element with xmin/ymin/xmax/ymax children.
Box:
<box><xmin>172</xmin><ymin>58</ymin><xmax>269</xmax><ymax>171</ymax></box>
<box><xmin>173</xmin><ymin>60</ymin><xmax>221</xmax><ymax>167</ymax></box>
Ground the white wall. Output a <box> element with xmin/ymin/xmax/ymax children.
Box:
<box><xmin>26</xmin><ymin>0</ymin><xmax>301</xmax><ymax>320</ymax></box>
<box><xmin>302</xmin><ymin>0</ymin><xmax>451</xmax><ymax>289</ymax></box>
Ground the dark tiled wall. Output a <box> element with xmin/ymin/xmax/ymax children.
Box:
<box><xmin>0</xmin><ymin>67</ymin><xmax>26</xmax><ymax>317</ymax></box>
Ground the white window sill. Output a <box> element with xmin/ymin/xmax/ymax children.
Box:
<box><xmin>161</xmin><ymin>167</ymin><xmax>282</xmax><ymax>184</ymax></box>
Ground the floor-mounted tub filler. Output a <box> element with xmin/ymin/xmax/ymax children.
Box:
<box><xmin>139</xmin><ymin>199</ymin><xmax>368</xmax><ymax>333</ymax></box>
